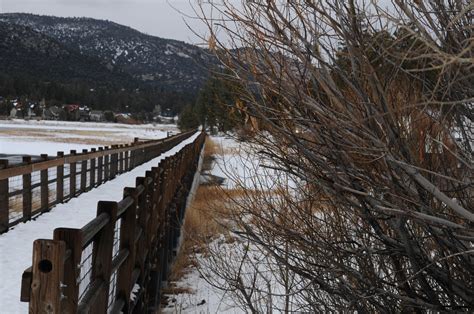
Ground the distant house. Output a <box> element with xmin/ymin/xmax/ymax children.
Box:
<box><xmin>78</xmin><ymin>106</ymin><xmax>91</xmax><ymax>122</ymax></box>
<box><xmin>10</xmin><ymin>101</ymin><xmax>24</xmax><ymax>118</ymax></box>
<box><xmin>9</xmin><ymin>107</ymin><xmax>17</xmax><ymax>119</ymax></box>
<box><xmin>43</xmin><ymin>106</ymin><xmax>62</xmax><ymax>120</ymax></box>
<box><xmin>90</xmin><ymin>110</ymin><xmax>104</xmax><ymax>122</ymax></box>
<box><xmin>115</xmin><ymin>113</ymin><xmax>139</xmax><ymax>125</ymax></box>
<box><xmin>26</xmin><ymin>102</ymin><xmax>40</xmax><ymax>119</ymax></box>
<box><xmin>62</xmin><ymin>104</ymin><xmax>80</xmax><ymax>121</ymax></box>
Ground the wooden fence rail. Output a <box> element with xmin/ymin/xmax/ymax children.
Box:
<box><xmin>20</xmin><ymin>131</ymin><xmax>206</xmax><ymax>313</ymax></box>
<box><xmin>0</xmin><ymin>130</ymin><xmax>197</xmax><ymax>234</ymax></box>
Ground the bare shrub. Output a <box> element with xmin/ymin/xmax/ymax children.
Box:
<box><xmin>194</xmin><ymin>1</ymin><xmax>473</xmax><ymax>311</ymax></box>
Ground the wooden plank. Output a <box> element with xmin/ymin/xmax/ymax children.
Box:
<box><xmin>29</xmin><ymin>239</ymin><xmax>66</xmax><ymax>314</ymax></box>
<box><xmin>111</xmin><ymin>146</ymin><xmax>118</xmax><ymax>179</ymax></box>
<box><xmin>124</xmin><ymin>150</ymin><xmax>130</xmax><ymax>172</ymax></box>
<box><xmin>56</xmin><ymin>152</ymin><xmax>64</xmax><ymax>204</ymax></box>
<box><xmin>119</xmin><ymin>148</ymin><xmax>124</xmax><ymax>174</ymax></box>
<box><xmin>22</xmin><ymin>156</ymin><xmax>32</xmax><ymax>221</ymax></box>
<box><xmin>40</xmin><ymin>154</ymin><xmax>49</xmax><ymax>212</ymax></box>
<box><xmin>98</xmin><ymin>148</ymin><xmax>104</xmax><ymax>184</ymax></box>
<box><xmin>81</xmin><ymin>149</ymin><xmax>87</xmax><ymax>192</ymax></box>
<box><xmin>53</xmin><ymin>228</ymin><xmax>83</xmax><ymax>313</ymax></box>
<box><xmin>70</xmin><ymin>150</ymin><xmax>77</xmax><ymax>198</ymax></box>
<box><xmin>0</xmin><ymin>160</ymin><xmax>8</xmax><ymax>233</ymax></box>
<box><xmin>91</xmin><ymin>201</ymin><xmax>118</xmax><ymax>313</ymax></box>
<box><xmin>20</xmin><ymin>266</ymin><xmax>33</xmax><ymax>302</ymax></box>
<box><xmin>104</xmin><ymin>148</ymin><xmax>110</xmax><ymax>182</ymax></box>
<box><xmin>90</xmin><ymin>149</ymin><xmax>96</xmax><ymax>188</ymax></box>
<box><xmin>116</xmin><ymin>187</ymin><xmax>138</xmax><ymax>313</ymax></box>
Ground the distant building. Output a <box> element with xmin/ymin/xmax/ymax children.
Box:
<box><xmin>62</xmin><ymin>104</ymin><xmax>80</xmax><ymax>121</ymax></box>
<box><xmin>9</xmin><ymin>107</ymin><xmax>17</xmax><ymax>119</ymax></box>
<box><xmin>10</xmin><ymin>101</ymin><xmax>24</xmax><ymax>118</ymax></box>
<box><xmin>26</xmin><ymin>102</ymin><xmax>40</xmax><ymax>119</ymax></box>
<box><xmin>43</xmin><ymin>106</ymin><xmax>62</xmax><ymax>120</ymax></box>
<box><xmin>78</xmin><ymin>106</ymin><xmax>91</xmax><ymax>121</ymax></box>
<box><xmin>90</xmin><ymin>110</ymin><xmax>105</xmax><ymax>122</ymax></box>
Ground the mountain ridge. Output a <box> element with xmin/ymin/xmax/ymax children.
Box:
<box><xmin>0</xmin><ymin>13</ymin><xmax>214</xmax><ymax>94</ymax></box>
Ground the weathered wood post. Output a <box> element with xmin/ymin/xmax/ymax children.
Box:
<box><xmin>90</xmin><ymin>148</ymin><xmax>96</xmax><ymax>188</ymax></box>
<box><xmin>98</xmin><ymin>147</ymin><xmax>104</xmax><ymax>184</ymax></box>
<box><xmin>40</xmin><ymin>154</ymin><xmax>49</xmax><ymax>212</ymax></box>
<box><xmin>91</xmin><ymin>201</ymin><xmax>118</xmax><ymax>313</ymax></box>
<box><xmin>104</xmin><ymin>147</ymin><xmax>110</xmax><ymax>182</ymax></box>
<box><xmin>0</xmin><ymin>159</ymin><xmax>9</xmax><ymax>233</ymax></box>
<box><xmin>119</xmin><ymin>146</ymin><xmax>124</xmax><ymax>174</ymax></box>
<box><xmin>130</xmin><ymin>147</ymin><xmax>135</xmax><ymax>170</ymax></box>
<box><xmin>23</xmin><ymin>156</ymin><xmax>32</xmax><ymax>221</ymax></box>
<box><xmin>70</xmin><ymin>150</ymin><xmax>77</xmax><ymax>198</ymax></box>
<box><xmin>29</xmin><ymin>239</ymin><xmax>66</xmax><ymax>313</ymax></box>
<box><xmin>111</xmin><ymin>145</ymin><xmax>118</xmax><ymax>179</ymax></box>
<box><xmin>135</xmin><ymin>177</ymin><xmax>148</xmax><ymax>288</ymax></box>
<box><xmin>116</xmin><ymin>187</ymin><xmax>138</xmax><ymax>312</ymax></box>
<box><xmin>133</xmin><ymin>138</ymin><xmax>139</xmax><ymax>168</ymax></box>
<box><xmin>53</xmin><ymin>228</ymin><xmax>82</xmax><ymax>313</ymax></box>
<box><xmin>81</xmin><ymin>149</ymin><xmax>87</xmax><ymax>192</ymax></box>
<box><xmin>56</xmin><ymin>152</ymin><xmax>64</xmax><ymax>204</ymax></box>
<box><xmin>124</xmin><ymin>148</ymin><xmax>129</xmax><ymax>171</ymax></box>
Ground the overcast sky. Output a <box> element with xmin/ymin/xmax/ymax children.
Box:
<box><xmin>0</xmin><ymin>0</ymin><xmax>208</xmax><ymax>44</ymax></box>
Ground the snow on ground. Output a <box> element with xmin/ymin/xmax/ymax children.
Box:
<box><xmin>0</xmin><ymin>119</ymin><xmax>178</xmax><ymax>155</ymax></box>
<box><xmin>0</xmin><ymin>139</ymin><xmax>98</xmax><ymax>156</ymax></box>
<box><xmin>162</xmin><ymin>135</ymin><xmax>300</xmax><ymax>313</ymax></box>
<box><xmin>210</xmin><ymin>136</ymin><xmax>294</xmax><ymax>191</ymax></box>
<box><xmin>0</xmin><ymin>132</ymin><xmax>200</xmax><ymax>314</ymax></box>
<box><xmin>162</xmin><ymin>136</ymin><xmax>264</xmax><ymax>313</ymax></box>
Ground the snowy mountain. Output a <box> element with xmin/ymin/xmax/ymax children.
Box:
<box><xmin>0</xmin><ymin>20</ymin><xmax>133</xmax><ymax>86</ymax></box>
<box><xmin>0</xmin><ymin>13</ymin><xmax>214</xmax><ymax>93</ymax></box>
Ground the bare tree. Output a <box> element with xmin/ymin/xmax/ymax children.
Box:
<box><xmin>195</xmin><ymin>0</ymin><xmax>473</xmax><ymax>311</ymax></box>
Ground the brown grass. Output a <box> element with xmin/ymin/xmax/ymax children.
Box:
<box><xmin>167</xmin><ymin>185</ymin><xmax>260</xmax><ymax>283</ymax></box>
<box><xmin>204</xmin><ymin>137</ymin><xmax>221</xmax><ymax>157</ymax></box>
<box><xmin>165</xmin><ymin>137</ymin><xmax>261</xmax><ymax>303</ymax></box>
<box><xmin>167</xmin><ymin>185</ymin><xmax>225</xmax><ymax>282</ymax></box>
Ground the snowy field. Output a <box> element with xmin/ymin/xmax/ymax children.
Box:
<box><xmin>0</xmin><ymin>132</ymin><xmax>200</xmax><ymax>313</ymax></box>
<box><xmin>162</xmin><ymin>136</ymin><xmax>300</xmax><ymax>313</ymax></box>
<box><xmin>0</xmin><ymin>119</ymin><xmax>178</xmax><ymax>156</ymax></box>
<box><xmin>163</xmin><ymin>136</ymin><xmax>266</xmax><ymax>313</ymax></box>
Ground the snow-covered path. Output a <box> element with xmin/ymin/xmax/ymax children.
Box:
<box><xmin>0</xmin><ymin>131</ymin><xmax>200</xmax><ymax>314</ymax></box>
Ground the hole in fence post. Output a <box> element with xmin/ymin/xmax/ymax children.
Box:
<box><xmin>38</xmin><ymin>259</ymin><xmax>53</xmax><ymax>273</ymax></box>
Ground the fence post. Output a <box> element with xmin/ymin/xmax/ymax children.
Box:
<box><xmin>91</xmin><ymin>201</ymin><xmax>118</xmax><ymax>313</ymax></box>
<box><xmin>70</xmin><ymin>150</ymin><xmax>76</xmax><ymax>198</ymax></box>
<box><xmin>40</xmin><ymin>154</ymin><xmax>49</xmax><ymax>212</ymax></box>
<box><xmin>22</xmin><ymin>156</ymin><xmax>32</xmax><ymax>221</ymax></box>
<box><xmin>0</xmin><ymin>159</ymin><xmax>9</xmax><ymax>233</ymax></box>
<box><xmin>134</xmin><ymin>177</ymin><xmax>148</xmax><ymax>293</ymax></box>
<box><xmin>124</xmin><ymin>148</ymin><xmax>129</xmax><ymax>171</ymax></box>
<box><xmin>98</xmin><ymin>147</ymin><xmax>104</xmax><ymax>184</ymax></box>
<box><xmin>130</xmin><ymin>148</ymin><xmax>135</xmax><ymax>170</ymax></box>
<box><xmin>81</xmin><ymin>149</ymin><xmax>87</xmax><ymax>192</ymax></box>
<box><xmin>116</xmin><ymin>187</ymin><xmax>138</xmax><ymax>313</ymax></box>
<box><xmin>56</xmin><ymin>152</ymin><xmax>64</xmax><ymax>204</ymax></box>
<box><xmin>29</xmin><ymin>239</ymin><xmax>66</xmax><ymax>313</ymax></box>
<box><xmin>104</xmin><ymin>147</ymin><xmax>109</xmax><ymax>182</ymax></box>
<box><xmin>53</xmin><ymin>228</ymin><xmax>82</xmax><ymax>313</ymax></box>
<box><xmin>111</xmin><ymin>146</ymin><xmax>118</xmax><ymax>179</ymax></box>
<box><xmin>90</xmin><ymin>148</ymin><xmax>96</xmax><ymax>188</ymax></box>
<box><xmin>119</xmin><ymin>147</ymin><xmax>124</xmax><ymax>174</ymax></box>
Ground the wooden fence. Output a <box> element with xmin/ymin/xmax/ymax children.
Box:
<box><xmin>0</xmin><ymin>130</ymin><xmax>196</xmax><ymax>234</ymax></box>
<box><xmin>20</xmin><ymin>131</ymin><xmax>206</xmax><ymax>313</ymax></box>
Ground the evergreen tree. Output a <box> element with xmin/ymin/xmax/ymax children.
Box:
<box><xmin>178</xmin><ymin>104</ymin><xmax>200</xmax><ymax>131</ymax></box>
